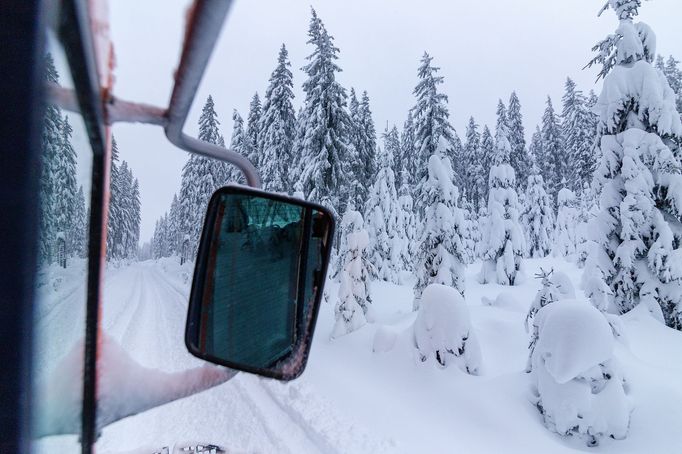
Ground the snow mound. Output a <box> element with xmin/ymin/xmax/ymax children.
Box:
<box><xmin>34</xmin><ymin>334</ymin><xmax>235</xmax><ymax>437</ymax></box>
<box><xmin>534</xmin><ymin>302</ymin><xmax>614</xmax><ymax>384</ymax></box>
<box><xmin>481</xmin><ymin>291</ymin><xmax>517</xmax><ymax>308</ymax></box>
<box><xmin>373</xmin><ymin>326</ymin><xmax>398</xmax><ymax>353</ymax></box>
<box><xmin>531</xmin><ymin>301</ymin><xmax>631</xmax><ymax>445</ymax></box>
<box><xmin>413</xmin><ymin>284</ymin><xmax>481</xmax><ymax>374</ymax></box>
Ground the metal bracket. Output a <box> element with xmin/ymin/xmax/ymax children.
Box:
<box><xmin>47</xmin><ymin>0</ymin><xmax>261</xmax><ymax>189</ymax></box>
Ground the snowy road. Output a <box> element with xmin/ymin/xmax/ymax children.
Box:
<box><xmin>96</xmin><ymin>261</ymin><xmax>347</xmax><ymax>454</ymax></box>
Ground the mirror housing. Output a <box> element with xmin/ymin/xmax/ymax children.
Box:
<box><xmin>185</xmin><ymin>186</ymin><xmax>334</xmax><ymax>381</ymax></box>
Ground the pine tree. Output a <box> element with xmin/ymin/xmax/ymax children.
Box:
<box><xmin>71</xmin><ymin>186</ymin><xmax>87</xmax><ymax>258</ymax></box>
<box><xmin>539</xmin><ymin>96</ymin><xmax>565</xmax><ymax>202</ymax></box>
<box><xmin>295</xmin><ymin>8</ymin><xmax>352</xmax><ymax>214</ymax></box>
<box><xmin>228</xmin><ymin>110</ymin><xmax>247</xmax><ymax>184</ymax></box>
<box><xmin>198</xmin><ymin>95</ymin><xmax>229</xmax><ymax>187</ymax></box>
<box><xmin>365</xmin><ymin>144</ymin><xmax>403</xmax><ymax>284</ymax></box>
<box><xmin>245</xmin><ymin>92</ymin><xmax>262</xmax><ymax>167</ymax></box>
<box><xmin>553</xmin><ymin>186</ymin><xmax>579</xmax><ymax>257</ymax></box>
<box><xmin>508</xmin><ymin>92</ymin><xmax>532</xmax><ymax>189</ymax></box>
<box><xmin>129</xmin><ymin>177</ymin><xmax>141</xmax><ymax>258</ymax></box>
<box><xmin>357</xmin><ymin>90</ymin><xmax>378</xmax><ymax>204</ymax></box>
<box><xmin>462</xmin><ymin>117</ymin><xmax>484</xmax><ymax>212</ymax></box>
<box><xmin>414</xmin><ymin>153</ymin><xmax>466</xmax><ymax>309</ymax></box>
<box><xmin>167</xmin><ymin>193</ymin><xmax>181</xmax><ymax>255</ymax></box>
<box><xmin>656</xmin><ymin>55</ymin><xmax>682</xmax><ymax>117</ymax></box>
<box><xmin>259</xmin><ymin>44</ymin><xmax>296</xmax><ymax>193</ymax></box>
<box><xmin>479</xmin><ymin>122</ymin><xmax>525</xmax><ymax>285</ymax></box>
<box><xmin>584</xmin><ymin>0</ymin><xmax>682</xmax><ymax>329</ymax></box>
<box><xmin>479</xmin><ymin>125</ymin><xmax>495</xmax><ymax>206</ymax></box>
<box><xmin>400</xmin><ymin>111</ymin><xmax>417</xmax><ymax>194</ymax></box>
<box><xmin>521</xmin><ymin>168</ymin><xmax>554</xmax><ymax>258</ymax></box>
<box><xmin>411</xmin><ymin>52</ymin><xmax>457</xmax><ymax>211</ymax></box>
<box><xmin>106</xmin><ymin>137</ymin><xmax>122</xmax><ymax>261</ymax></box>
<box><xmin>528</xmin><ymin>125</ymin><xmax>542</xmax><ymax>167</ymax></box>
<box><xmin>54</xmin><ymin>115</ymin><xmax>78</xmax><ymax>255</ymax></box>
<box><xmin>561</xmin><ymin>78</ymin><xmax>597</xmax><ymax>192</ymax></box>
<box><xmin>39</xmin><ymin>53</ymin><xmax>63</xmax><ymax>263</ymax></box>
<box><xmin>332</xmin><ymin>207</ymin><xmax>372</xmax><ymax>338</ymax></box>
<box><xmin>461</xmin><ymin>196</ymin><xmax>480</xmax><ymax>264</ymax></box>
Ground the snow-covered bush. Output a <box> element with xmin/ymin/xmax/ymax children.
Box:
<box><xmin>521</xmin><ymin>171</ymin><xmax>554</xmax><ymax>258</ymax></box>
<box><xmin>413</xmin><ymin>154</ymin><xmax>466</xmax><ymax>310</ymax></box>
<box><xmin>525</xmin><ymin>269</ymin><xmax>575</xmax><ymax>341</ymax></box>
<box><xmin>332</xmin><ymin>209</ymin><xmax>373</xmax><ymax>339</ymax></box>
<box><xmin>552</xmin><ymin>187</ymin><xmax>579</xmax><ymax>258</ymax></box>
<box><xmin>584</xmin><ymin>0</ymin><xmax>682</xmax><ymax>328</ymax></box>
<box><xmin>478</xmin><ymin>122</ymin><xmax>525</xmax><ymax>285</ymax></box>
<box><xmin>413</xmin><ymin>284</ymin><xmax>481</xmax><ymax>374</ymax></box>
<box><xmin>529</xmin><ymin>302</ymin><xmax>631</xmax><ymax>447</ymax></box>
<box><xmin>365</xmin><ymin>145</ymin><xmax>405</xmax><ymax>284</ymax></box>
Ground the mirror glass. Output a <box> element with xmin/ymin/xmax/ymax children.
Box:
<box><xmin>187</xmin><ymin>188</ymin><xmax>333</xmax><ymax>379</ymax></box>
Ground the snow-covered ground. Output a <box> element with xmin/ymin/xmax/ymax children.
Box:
<box><xmin>33</xmin><ymin>256</ymin><xmax>682</xmax><ymax>453</ymax></box>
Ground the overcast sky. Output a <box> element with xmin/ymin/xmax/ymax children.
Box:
<box><xmin>109</xmin><ymin>0</ymin><xmax>682</xmax><ymax>242</ymax></box>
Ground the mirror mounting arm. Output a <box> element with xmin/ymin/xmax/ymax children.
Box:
<box><xmin>45</xmin><ymin>0</ymin><xmax>262</xmax><ymax>189</ymax></box>
<box><xmin>165</xmin><ymin>0</ymin><xmax>261</xmax><ymax>188</ymax></box>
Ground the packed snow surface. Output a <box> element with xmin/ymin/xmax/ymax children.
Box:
<box><xmin>33</xmin><ymin>257</ymin><xmax>682</xmax><ymax>453</ymax></box>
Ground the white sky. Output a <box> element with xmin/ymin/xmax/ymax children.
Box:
<box><xmin>109</xmin><ymin>0</ymin><xmax>682</xmax><ymax>242</ymax></box>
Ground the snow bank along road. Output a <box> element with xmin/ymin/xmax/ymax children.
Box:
<box><xmin>34</xmin><ymin>257</ymin><xmax>682</xmax><ymax>453</ymax></box>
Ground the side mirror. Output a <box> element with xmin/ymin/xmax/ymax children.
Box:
<box><xmin>185</xmin><ymin>186</ymin><xmax>335</xmax><ymax>380</ymax></box>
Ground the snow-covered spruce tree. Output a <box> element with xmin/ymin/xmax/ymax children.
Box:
<box><xmin>561</xmin><ymin>78</ymin><xmax>598</xmax><ymax>192</ymax></box>
<box><xmin>539</xmin><ymin>96</ymin><xmax>565</xmax><ymax>202</ymax></box>
<box><xmin>54</xmin><ymin>115</ymin><xmax>78</xmax><ymax>255</ymax></box>
<box><xmin>462</xmin><ymin>117</ymin><xmax>484</xmax><ymax>212</ymax></box>
<box><xmin>508</xmin><ymin>91</ymin><xmax>532</xmax><ymax>190</ymax></box>
<box><xmin>295</xmin><ymin>8</ymin><xmax>352</xmax><ymax>214</ymax></box>
<box><xmin>332</xmin><ymin>207</ymin><xmax>373</xmax><ymax>338</ymax></box>
<box><xmin>479</xmin><ymin>121</ymin><xmax>525</xmax><ymax>285</ymax></box>
<box><xmin>475</xmin><ymin>204</ymin><xmax>489</xmax><ymax>260</ymax></box>
<box><xmin>413</xmin><ymin>152</ymin><xmax>466</xmax><ymax>310</ymax></box>
<box><xmin>39</xmin><ymin>53</ymin><xmax>63</xmax><ymax>263</ymax></box>
<box><xmin>528</xmin><ymin>125</ymin><xmax>543</xmax><ymax>167</ymax></box>
<box><xmin>656</xmin><ymin>55</ymin><xmax>682</xmax><ymax>116</ymax></box>
<box><xmin>197</xmin><ymin>95</ymin><xmax>228</xmax><ymax>187</ymax></box>
<box><xmin>583</xmin><ymin>0</ymin><xmax>682</xmax><ymax>329</ymax></box>
<box><xmin>461</xmin><ymin>195</ymin><xmax>479</xmax><ymax>264</ymax></box>
<box><xmin>410</xmin><ymin>52</ymin><xmax>457</xmax><ymax>212</ymax></box>
<box><xmin>167</xmin><ymin>193</ymin><xmax>181</xmax><ymax>255</ymax></box>
<box><xmin>70</xmin><ymin>186</ymin><xmax>87</xmax><ymax>258</ymax></box>
<box><xmin>365</xmin><ymin>144</ymin><xmax>403</xmax><ymax>283</ymax></box>
<box><xmin>553</xmin><ymin>186</ymin><xmax>579</xmax><ymax>258</ymax></box>
<box><xmin>479</xmin><ymin>125</ymin><xmax>495</xmax><ymax>206</ymax></box>
<box><xmin>400</xmin><ymin>110</ymin><xmax>417</xmax><ymax>194</ymax></box>
<box><xmin>529</xmin><ymin>301</ymin><xmax>631</xmax><ymax>447</ymax></box>
<box><xmin>106</xmin><ymin>137</ymin><xmax>122</xmax><ymax>261</ymax></box>
<box><xmin>576</xmin><ymin>181</ymin><xmax>598</xmax><ymax>267</ymax></box>
<box><xmin>356</xmin><ymin>90</ymin><xmax>378</xmax><ymax>203</ymax></box>
<box><xmin>128</xmin><ymin>177</ymin><xmax>141</xmax><ymax>258</ymax></box>
<box><xmin>413</xmin><ymin>284</ymin><xmax>481</xmax><ymax>374</ymax></box>
<box><xmin>227</xmin><ymin>110</ymin><xmax>247</xmax><ymax>184</ymax></box>
<box><xmin>245</xmin><ymin>92</ymin><xmax>262</xmax><ymax>168</ymax></box>
<box><xmin>259</xmin><ymin>44</ymin><xmax>296</xmax><ymax>193</ymax></box>
<box><xmin>521</xmin><ymin>167</ymin><xmax>554</xmax><ymax>258</ymax></box>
